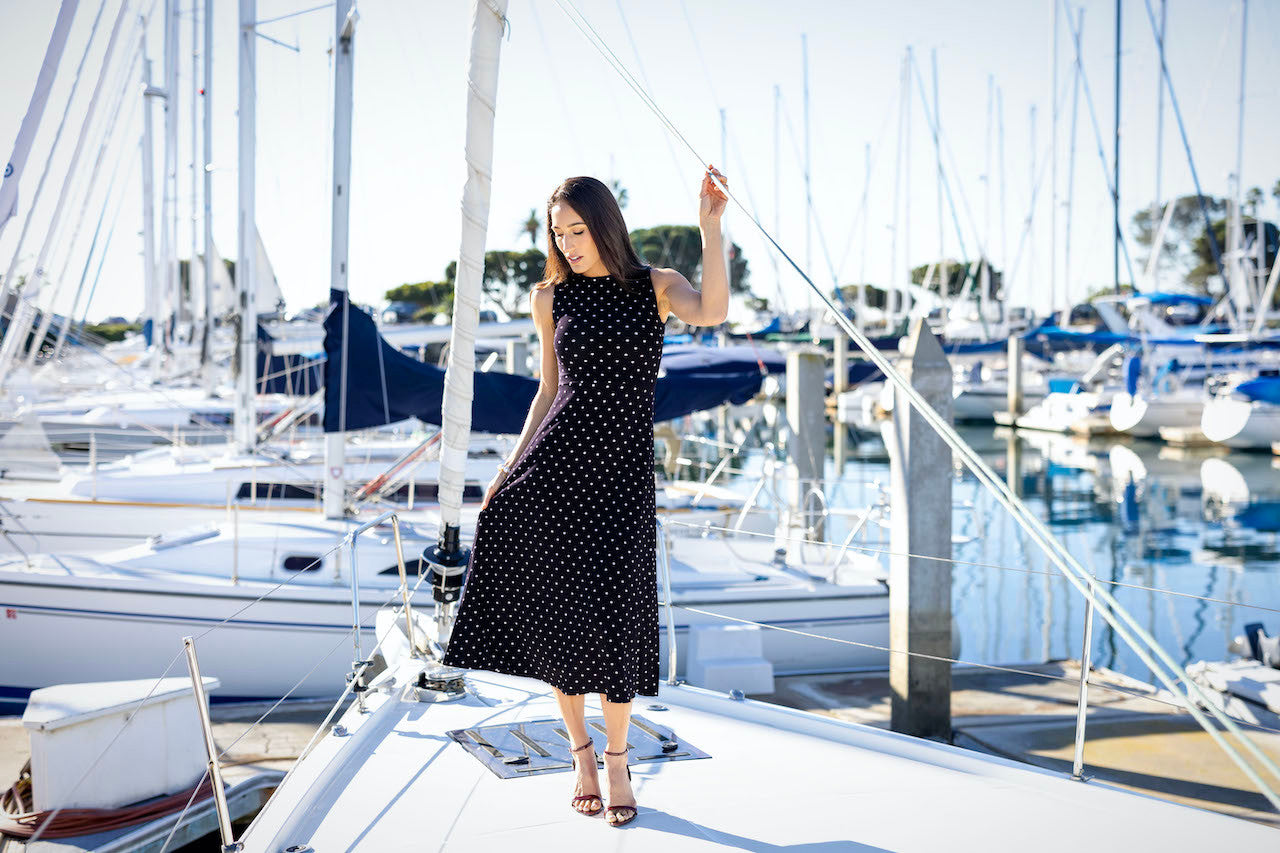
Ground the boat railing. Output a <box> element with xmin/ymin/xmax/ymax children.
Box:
<box><xmin>656</xmin><ymin>513</ymin><xmax>1280</xmax><ymax>810</ymax></box>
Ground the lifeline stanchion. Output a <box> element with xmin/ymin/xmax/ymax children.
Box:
<box><xmin>1071</xmin><ymin>580</ymin><xmax>1097</xmax><ymax>781</ymax></box>
<box><xmin>657</xmin><ymin>516</ymin><xmax>679</xmax><ymax>686</ymax></box>
<box><xmin>182</xmin><ymin>636</ymin><xmax>241</xmax><ymax>852</ymax></box>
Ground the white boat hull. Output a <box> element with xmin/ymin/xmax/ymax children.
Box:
<box><xmin>1201</xmin><ymin>397</ymin><xmax>1280</xmax><ymax>450</ymax></box>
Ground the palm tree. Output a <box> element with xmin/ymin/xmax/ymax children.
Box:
<box><xmin>609</xmin><ymin>178</ymin><xmax>628</xmax><ymax>210</ymax></box>
<box><xmin>521</xmin><ymin>209</ymin><xmax>541</xmax><ymax>248</ymax></box>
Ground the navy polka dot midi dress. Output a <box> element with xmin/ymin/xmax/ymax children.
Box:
<box><xmin>442</xmin><ymin>266</ymin><xmax>663</xmax><ymax>703</ymax></box>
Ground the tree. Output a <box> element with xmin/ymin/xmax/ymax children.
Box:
<box><xmin>1245</xmin><ymin>186</ymin><xmax>1264</xmax><ymax>216</ymax></box>
<box><xmin>1131</xmin><ymin>194</ymin><xmax>1228</xmax><ymax>289</ymax></box>
<box><xmin>909</xmin><ymin>257</ymin><xmax>1002</xmax><ymax>299</ymax></box>
<box><xmin>609</xmin><ymin>178</ymin><xmax>628</xmax><ymax>210</ymax></box>
<box><xmin>1190</xmin><ymin>218</ymin><xmax>1279</xmax><ymax>292</ymax></box>
<box><xmin>629</xmin><ymin>224</ymin><xmax>750</xmax><ymax>293</ymax></box>
<box><xmin>520</xmin><ymin>208</ymin><xmax>541</xmax><ymax>248</ymax></box>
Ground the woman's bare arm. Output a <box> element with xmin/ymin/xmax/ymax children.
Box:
<box><xmin>501</xmin><ymin>284</ymin><xmax>559</xmax><ymax>464</ymax></box>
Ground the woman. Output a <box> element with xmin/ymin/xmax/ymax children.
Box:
<box><xmin>441</xmin><ymin>168</ymin><xmax>729</xmax><ymax>827</ymax></box>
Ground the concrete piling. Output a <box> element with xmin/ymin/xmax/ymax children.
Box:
<box><xmin>785</xmin><ymin>346</ymin><xmax>827</xmax><ymax>542</ymax></box>
<box><xmin>1007</xmin><ymin>335</ymin><xmax>1024</xmax><ymax>421</ymax></box>
<box><xmin>886</xmin><ymin>318</ymin><xmax>954</xmax><ymax>740</ymax></box>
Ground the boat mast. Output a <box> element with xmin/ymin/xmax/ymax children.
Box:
<box><xmin>0</xmin><ymin>0</ymin><xmax>129</xmax><ymax>376</ymax></box>
<box><xmin>1231</xmin><ymin>0</ymin><xmax>1248</xmax><ymax>320</ymax></box>
<box><xmin>142</xmin><ymin>56</ymin><xmax>160</xmax><ymax>379</ymax></box>
<box><xmin>323</xmin><ymin>0</ymin><xmax>356</xmax><ymax>519</ymax></box>
<box><xmin>235</xmin><ymin>0</ymin><xmax>259</xmax><ymax>454</ymax></box>
<box><xmin>903</xmin><ymin>46</ymin><xmax>913</xmax><ymax>323</ymax></box>
<box><xmin>1112</xmin><ymin>0</ymin><xmax>1121</xmax><ymax>295</ymax></box>
<box><xmin>201</xmin><ymin>0</ymin><xmax>215</xmax><ymax>391</ymax></box>
<box><xmin>932</xmin><ymin>50</ymin><xmax>946</xmax><ymax>323</ymax></box>
<box><xmin>189</xmin><ymin>0</ymin><xmax>199</xmax><ymax>357</ymax></box>
<box><xmin>1063</xmin><ymin>10</ymin><xmax>1083</xmax><ymax>321</ymax></box>
<box><xmin>998</xmin><ymin>85</ymin><xmax>1007</xmax><ymax>314</ymax></box>
<box><xmin>771</xmin><ymin>84</ymin><xmax>786</xmax><ymax>316</ymax></box>
<box><xmin>859</xmin><ymin>142</ymin><xmax>869</xmax><ymax>332</ymax></box>
<box><xmin>1028</xmin><ymin>104</ymin><xmax>1036</xmax><ymax>311</ymax></box>
<box><xmin>0</xmin><ymin>0</ymin><xmax>80</xmax><ymax>246</ymax></box>
<box><xmin>1050</xmin><ymin>0</ymin><xmax>1059</xmax><ymax>316</ymax></box>
<box><xmin>436</xmin><ymin>0</ymin><xmax>510</xmax><ymax>550</ymax></box>
<box><xmin>161</xmin><ymin>0</ymin><xmax>180</xmax><ymax>357</ymax></box>
<box><xmin>802</xmin><ymin>33</ymin><xmax>812</xmax><ymax>323</ymax></box>
<box><xmin>720</xmin><ymin>108</ymin><xmax>732</xmax><ymax>320</ymax></box>
<box><xmin>1151</xmin><ymin>0</ymin><xmax>1165</xmax><ymax>292</ymax></box>
<box><xmin>982</xmin><ymin>73</ymin><xmax>992</xmax><ymax>329</ymax></box>
<box><xmin>888</xmin><ymin>50</ymin><xmax>906</xmax><ymax>329</ymax></box>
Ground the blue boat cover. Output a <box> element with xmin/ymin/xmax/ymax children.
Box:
<box><xmin>321</xmin><ymin>289</ymin><xmax>766</xmax><ymax>433</ymax></box>
<box><xmin>1236</xmin><ymin>377</ymin><xmax>1280</xmax><ymax>406</ymax></box>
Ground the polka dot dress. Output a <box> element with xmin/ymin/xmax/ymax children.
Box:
<box><xmin>441</xmin><ymin>266</ymin><xmax>663</xmax><ymax>703</ymax></box>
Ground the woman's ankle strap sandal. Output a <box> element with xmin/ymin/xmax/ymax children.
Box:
<box><xmin>602</xmin><ymin>748</ymin><xmax>637</xmax><ymax>827</ymax></box>
<box><xmin>568</xmin><ymin>740</ymin><xmax>603</xmax><ymax>816</ymax></box>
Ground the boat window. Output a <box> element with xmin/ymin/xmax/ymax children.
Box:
<box><xmin>283</xmin><ymin>555</ymin><xmax>323</xmax><ymax>572</ymax></box>
<box><xmin>236</xmin><ymin>482</ymin><xmax>321</xmax><ymax>500</ymax></box>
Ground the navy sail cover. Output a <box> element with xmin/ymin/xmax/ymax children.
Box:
<box><xmin>322</xmin><ymin>289</ymin><xmax>765</xmax><ymax>434</ymax></box>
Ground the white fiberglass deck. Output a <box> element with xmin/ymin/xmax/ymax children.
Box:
<box><xmin>240</xmin><ymin>667</ymin><xmax>1274</xmax><ymax>851</ymax></box>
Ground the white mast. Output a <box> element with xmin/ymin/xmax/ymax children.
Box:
<box><xmin>0</xmin><ymin>0</ymin><xmax>129</xmax><ymax>375</ymax></box>
<box><xmin>932</xmin><ymin>50</ymin><xmax>946</xmax><ymax>315</ymax></box>
<box><xmin>142</xmin><ymin>55</ymin><xmax>161</xmax><ymax>378</ymax></box>
<box><xmin>201</xmin><ymin>0</ymin><xmax>215</xmax><ymax>390</ymax></box>
<box><xmin>1151</xmin><ymin>0</ymin><xmax>1166</xmax><ymax>292</ymax></box>
<box><xmin>158</xmin><ymin>0</ymin><xmax>179</xmax><ymax>358</ymax></box>
<box><xmin>1063</xmin><ymin>9</ymin><xmax>1083</xmax><ymax>319</ymax></box>
<box><xmin>719</xmin><ymin>108</ymin><xmax>732</xmax><ymax>322</ymax></box>
<box><xmin>1230</xmin><ymin>0</ymin><xmax>1248</xmax><ymax>318</ymax></box>
<box><xmin>859</xmin><ymin>142</ymin><xmax>869</xmax><ymax>331</ymax></box>
<box><xmin>190</xmin><ymin>0</ymin><xmax>200</xmax><ymax>350</ymax></box>
<box><xmin>234</xmin><ymin>0</ymin><xmax>258</xmax><ymax>452</ymax></box>
<box><xmin>802</xmin><ymin>33</ymin><xmax>812</xmax><ymax>322</ymax></box>
<box><xmin>888</xmin><ymin>50</ymin><xmax>907</xmax><ymax>327</ymax></box>
<box><xmin>0</xmin><ymin>0</ymin><xmax>80</xmax><ymax>243</ymax></box>
<box><xmin>323</xmin><ymin>0</ymin><xmax>357</xmax><ymax>520</ymax></box>
<box><xmin>26</xmin><ymin>32</ymin><xmax>143</xmax><ymax>367</ymax></box>
<box><xmin>437</xmin><ymin>0</ymin><xmax>510</xmax><ymax>536</ymax></box>
<box><xmin>1050</xmin><ymin>0</ymin><xmax>1059</xmax><ymax>315</ymax></box>
<box><xmin>0</xmin><ymin>0</ymin><xmax>100</xmax><ymax>363</ymax></box>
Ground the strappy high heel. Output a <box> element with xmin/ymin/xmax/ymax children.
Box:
<box><xmin>602</xmin><ymin>747</ymin><xmax>638</xmax><ymax>827</ymax></box>
<box><xmin>568</xmin><ymin>740</ymin><xmax>603</xmax><ymax>816</ymax></box>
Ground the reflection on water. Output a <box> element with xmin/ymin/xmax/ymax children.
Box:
<box><xmin>684</xmin><ymin>411</ymin><xmax>1280</xmax><ymax>686</ymax></box>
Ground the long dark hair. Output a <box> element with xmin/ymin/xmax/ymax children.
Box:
<box><xmin>536</xmin><ymin>176</ymin><xmax>650</xmax><ymax>296</ymax></box>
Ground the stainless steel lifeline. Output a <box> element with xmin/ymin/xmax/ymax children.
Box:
<box><xmin>182</xmin><ymin>636</ymin><xmax>242</xmax><ymax>852</ymax></box>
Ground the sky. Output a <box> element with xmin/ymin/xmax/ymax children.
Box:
<box><xmin>1</xmin><ymin>0</ymin><xmax>1278</xmax><ymax>325</ymax></box>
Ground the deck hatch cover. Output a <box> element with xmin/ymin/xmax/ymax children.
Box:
<box><xmin>447</xmin><ymin>714</ymin><xmax>710</xmax><ymax>779</ymax></box>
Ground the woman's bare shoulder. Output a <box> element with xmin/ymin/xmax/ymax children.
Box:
<box><xmin>650</xmin><ymin>266</ymin><xmax>683</xmax><ymax>295</ymax></box>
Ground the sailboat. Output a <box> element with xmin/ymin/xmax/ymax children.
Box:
<box><xmin>220</xmin><ymin>4</ymin><xmax>1278</xmax><ymax>850</ymax></box>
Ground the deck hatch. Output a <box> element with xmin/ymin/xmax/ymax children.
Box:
<box><xmin>448</xmin><ymin>714</ymin><xmax>711</xmax><ymax>779</ymax></box>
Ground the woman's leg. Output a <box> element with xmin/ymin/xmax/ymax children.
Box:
<box><xmin>553</xmin><ymin>686</ymin><xmax>600</xmax><ymax>813</ymax></box>
<box><xmin>600</xmin><ymin>695</ymin><xmax>637</xmax><ymax>823</ymax></box>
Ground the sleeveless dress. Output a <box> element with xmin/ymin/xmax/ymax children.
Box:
<box><xmin>441</xmin><ymin>266</ymin><xmax>663</xmax><ymax>703</ymax></box>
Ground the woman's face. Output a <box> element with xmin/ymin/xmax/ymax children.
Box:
<box><xmin>550</xmin><ymin>202</ymin><xmax>604</xmax><ymax>275</ymax></box>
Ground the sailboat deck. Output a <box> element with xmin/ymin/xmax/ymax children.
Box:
<box><xmin>240</xmin><ymin>669</ymin><xmax>1274</xmax><ymax>851</ymax></box>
